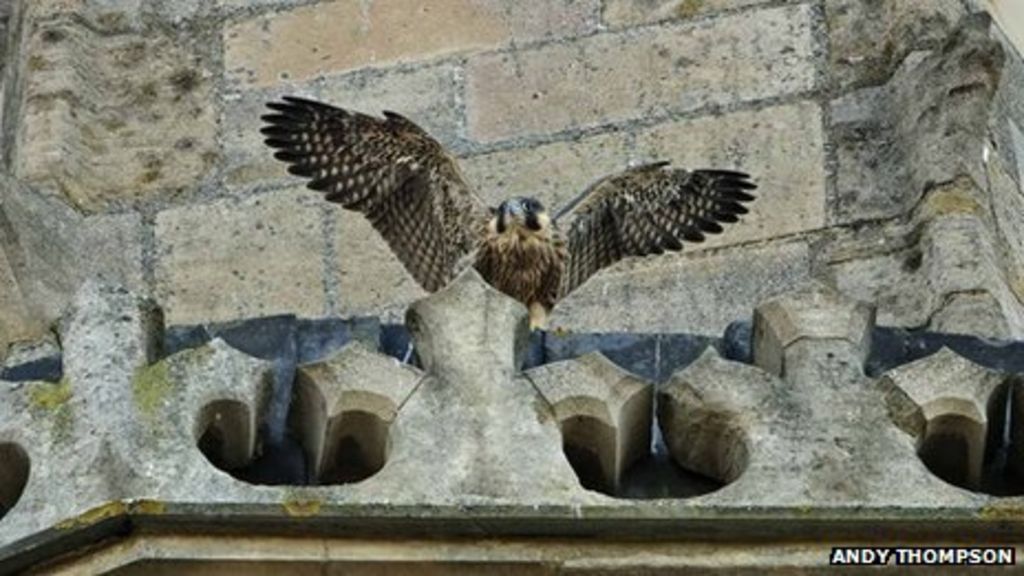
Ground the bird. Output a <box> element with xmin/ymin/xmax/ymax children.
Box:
<box><xmin>261</xmin><ymin>96</ymin><xmax>757</xmax><ymax>330</ymax></box>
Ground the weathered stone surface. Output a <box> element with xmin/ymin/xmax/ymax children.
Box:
<box><xmin>829</xmin><ymin>17</ymin><xmax>1004</xmax><ymax>225</ymax></box>
<box><xmin>294</xmin><ymin>342</ymin><xmax>422</xmax><ymax>482</ymax></box>
<box><xmin>753</xmin><ymin>284</ymin><xmax>874</xmax><ymax>378</ymax></box>
<box><xmin>602</xmin><ymin>0</ymin><xmax>774</xmax><ymax>28</ymax></box>
<box><xmin>922</xmin><ymin>215</ymin><xmax>1024</xmax><ymax>338</ymax></box>
<box><xmin>352</xmin><ymin>269</ymin><xmax>589</xmax><ymax>502</ymax></box>
<box><xmin>222</xmin><ymin>64</ymin><xmax>463</xmax><ymax>189</ymax></box>
<box><xmin>988</xmin><ymin>146</ymin><xmax>1024</xmax><ymax>306</ymax></box>
<box><xmin>824</xmin><ymin>0</ymin><xmax>966</xmax><ymax>89</ymax></box>
<box><xmin>635</xmin><ymin>101</ymin><xmax>826</xmax><ymax>250</ymax></box>
<box><xmin>826</xmin><ymin>178</ymin><xmax>1024</xmax><ymax>338</ymax></box>
<box><xmin>820</xmin><ymin>17</ymin><xmax>1024</xmax><ymax>339</ymax></box>
<box><xmin>0</xmin><ymin>177</ymin><xmax>145</xmax><ymax>327</ymax></box>
<box><xmin>0</xmin><ymin>282</ymin><xmax>163</xmax><ymax>540</ymax></box>
<box><xmin>527</xmin><ymin>352</ymin><xmax>652</xmax><ymax>493</ymax></box>
<box><xmin>878</xmin><ymin>348</ymin><xmax>1013</xmax><ymax>492</ymax></box>
<box><xmin>659</xmin><ymin>298</ymin><xmax>969</xmax><ymax>506</ymax></box>
<box><xmin>331</xmin><ymin>208</ymin><xmax>427</xmax><ymax>323</ymax></box>
<box><xmin>989</xmin><ymin>27</ymin><xmax>1024</xmax><ymax>187</ymax></box>
<box><xmin>552</xmin><ymin>239</ymin><xmax>812</xmax><ymax>335</ymax></box>
<box><xmin>0</xmin><ymin>248</ymin><xmax>35</xmax><ymax>356</ymax></box>
<box><xmin>659</xmin><ymin>350</ymin><xmax>773</xmax><ymax>483</ymax></box>
<box><xmin>154</xmin><ymin>188</ymin><xmax>328</xmax><ymax>325</ymax></box>
<box><xmin>224</xmin><ymin>0</ymin><xmax>600</xmax><ymax>87</ymax></box>
<box><xmin>466</xmin><ymin>3</ymin><xmax>817</xmax><ymax>143</ymax></box>
<box><xmin>12</xmin><ymin>7</ymin><xmax>218</xmax><ymax>212</ymax></box>
<box><xmin>0</xmin><ymin>276</ymin><xmax>1016</xmax><ymax>563</ymax></box>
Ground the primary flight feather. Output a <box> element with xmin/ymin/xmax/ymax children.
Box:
<box><xmin>262</xmin><ymin>96</ymin><xmax>757</xmax><ymax>329</ymax></box>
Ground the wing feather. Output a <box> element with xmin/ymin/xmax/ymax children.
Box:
<box><xmin>557</xmin><ymin>163</ymin><xmax>757</xmax><ymax>298</ymax></box>
<box><xmin>261</xmin><ymin>96</ymin><xmax>488</xmax><ymax>292</ymax></box>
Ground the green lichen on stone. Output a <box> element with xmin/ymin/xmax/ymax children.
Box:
<box><xmin>177</xmin><ymin>343</ymin><xmax>216</xmax><ymax>368</ymax></box>
<box><xmin>29</xmin><ymin>378</ymin><xmax>71</xmax><ymax>411</ymax></box>
<box><xmin>133</xmin><ymin>360</ymin><xmax>174</xmax><ymax>420</ymax></box>
<box><xmin>676</xmin><ymin>0</ymin><xmax>704</xmax><ymax>18</ymax></box>
<box><xmin>28</xmin><ymin>378</ymin><xmax>75</xmax><ymax>442</ymax></box>
<box><xmin>282</xmin><ymin>488</ymin><xmax>322</xmax><ymax>518</ymax></box>
<box><xmin>919</xmin><ymin>177</ymin><xmax>986</xmax><ymax>220</ymax></box>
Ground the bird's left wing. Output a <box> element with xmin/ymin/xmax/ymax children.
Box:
<box><xmin>261</xmin><ymin>96</ymin><xmax>489</xmax><ymax>292</ymax></box>
<box><xmin>556</xmin><ymin>162</ymin><xmax>757</xmax><ymax>298</ymax></box>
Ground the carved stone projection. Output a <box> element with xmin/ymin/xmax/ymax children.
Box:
<box><xmin>2</xmin><ymin>271</ymin><xmax>1024</xmax><ymax>571</ymax></box>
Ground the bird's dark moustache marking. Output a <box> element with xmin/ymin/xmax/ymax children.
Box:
<box><xmin>526</xmin><ymin>212</ymin><xmax>542</xmax><ymax>231</ymax></box>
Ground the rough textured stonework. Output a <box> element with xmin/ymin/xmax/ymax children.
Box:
<box><xmin>1</xmin><ymin>273</ymin><xmax>1022</xmax><ymax>572</ymax></box>
<box><xmin>0</xmin><ymin>0</ymin><xmax>1023</xmax><ymax>570</ymax></box>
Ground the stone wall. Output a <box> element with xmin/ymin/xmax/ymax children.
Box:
<box><xmin>0</xmin><ymin>0</ymin><xmax>1022</xmax><ymax>358</ymax></box>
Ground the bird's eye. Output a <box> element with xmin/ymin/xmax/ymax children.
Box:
<box><xmin>526</xmin><ymin>199</ymin><xmax>542</xmax><ymax>212</ymax></box>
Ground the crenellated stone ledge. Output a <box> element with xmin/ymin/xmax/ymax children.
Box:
<box><xmin>1</xmin><ymin>270</ymin><xmax>1024</xmax><ymax>571</ymax></box>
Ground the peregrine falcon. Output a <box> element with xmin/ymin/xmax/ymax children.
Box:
<box><xmin>262</xmin><ymin>96</ymin><xmax>757</xmax><ymax>329</ymax></box>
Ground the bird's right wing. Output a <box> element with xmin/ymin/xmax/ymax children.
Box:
<box><xmin>556</xmin><ymin>162</ymin><xmax>757</xmax><ymax>298</ymax></box>
<box><xmin>261</xmin><ymin>96</ymin><xmax>489</xmax><ymax>292</ymax></box>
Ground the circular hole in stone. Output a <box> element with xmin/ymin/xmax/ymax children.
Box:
<box><xmin>196</xmin><ymin>375</ymin><xmax>395</xmax><ymax>486</ymax></box>
<box><xmin>558</xmin><ymin>403</ymin><xmax>732</xmax><ymax>499</ymax></box>
<box><xmin>0</xmin><ymin>443</ymin><xmax>30</xmax><ymax>520</ymax></box>
<box><xmin>196</xmin><ymin>397</ymin><xmax>311</xmax><ymax>486</ymax></box>
<box><xmin>916</xmin><ymin>379</ymin><xmax>1024</xmax><ymax>496</ymax></box>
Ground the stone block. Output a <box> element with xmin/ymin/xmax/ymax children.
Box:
<box><xmin>466</xmin><ymin>3</ymin><xmax>817</xmax><ymax>143</ymax></box>
<box><xmin>824</xmin><ymin>0</ymin><xmax>965</xmax><ymax>89</ymax></box>
<box><xmin>365</xmin><ymin>270</ymin><xmax>585</xmax><ymax>501</ymax></box>
<box><xmin>752</xmin><ymin>284</ymin><xmax>874</xmax><ymax>378</ymax></box>
<box><xmin>602</xmin><ymin>0</ymin><xmax>775</xmax><ymax>28</ymax></box>
<box><xmin>552</xmin><ymin>239</ymin><xmax>812</xmax><ymax>336</ymax></box>
<box><xmin>0</xmin><ymin>177</ymin><xmax>145</xmax><ymax>326</ymax></box>
<box><xmin>829</xmin><ymin>16</ymin><xmax>1004</xmax><ymax>226</ymax></box>
<box><xmin>294</xmin><ymin>343</ymin><xmax>422</xmax><ymax>483</ymax></box>
<box><xmin>658</xmin><ymin>350</ymin><xmax>774</xmax><ymax>483</ymax></box>
<box><xmin>224</xmin><ymin>0</ymin><xmax>599</xmax><ymax>87</ymax></box>
<box><xmin>331</xmin><ymin>207</ymin><xmax>428</xmax><ymax>323</ymax></box>
<box><xmin>222</xmin><ymin>64</ymin><xmax>462</xmax><ymax>189</ymax></box>
<box><xmin>635</xmin><ymin>101</ymin><xmax>826</xmax><ymax>250</ymax></box>
<box><xmin>527</xmin><ymin>352</ymin><xmax>652</xmax><ymax>493</ymax></box>
<box><xmin>154</xmin><ymin>188</ymin><xmax>328</xmax><ymax>325</ymax></box>
<box><xmin>987</xmin><ymin>153</ymin><xmax>1024</xmax><ymax>305</ymax></box>
<box><xmin>13</xmin><ymin>9</ymin><xmax>219</xmax><ymax>212</ymax></box>
<box><xmin>877</xmin><ymin>348</ymin><xmax>1010</xmax><ymax>491</ymax></box>
<box><xmin>826</xmin><ymin>181</ymin><xmax>1024</xmax><ymax>339</ymax></box>
<box><xmin>989</xmin><ymin>30</ymin><xmax>1024</xmax><ymax>186</ymax></box>
<box><xmin>0</xmin><ymin>248</ymin><xmax>35</xmax><ymax>356</ymax></box>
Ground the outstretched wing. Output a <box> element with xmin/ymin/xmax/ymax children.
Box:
<box><xmin>261</xmin><ymin>96</ymin><xmax>489</xmax><ymax>292</ymax></box>
<box><xmin>557</xmin><ymin>162</ymin><xmax>757</xmax><ymax>298</ymax></box>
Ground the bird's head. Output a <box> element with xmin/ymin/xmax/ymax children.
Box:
<box><xmin>492</xmin><ymin>197</ymin><xmax>549</xmax><ymax>235</ymax></box>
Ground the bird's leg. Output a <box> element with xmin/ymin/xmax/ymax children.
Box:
<box><xmin>528</xmin><ymin>302</ymin><xmax>548</xmax><ymax>331</ymax></box>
